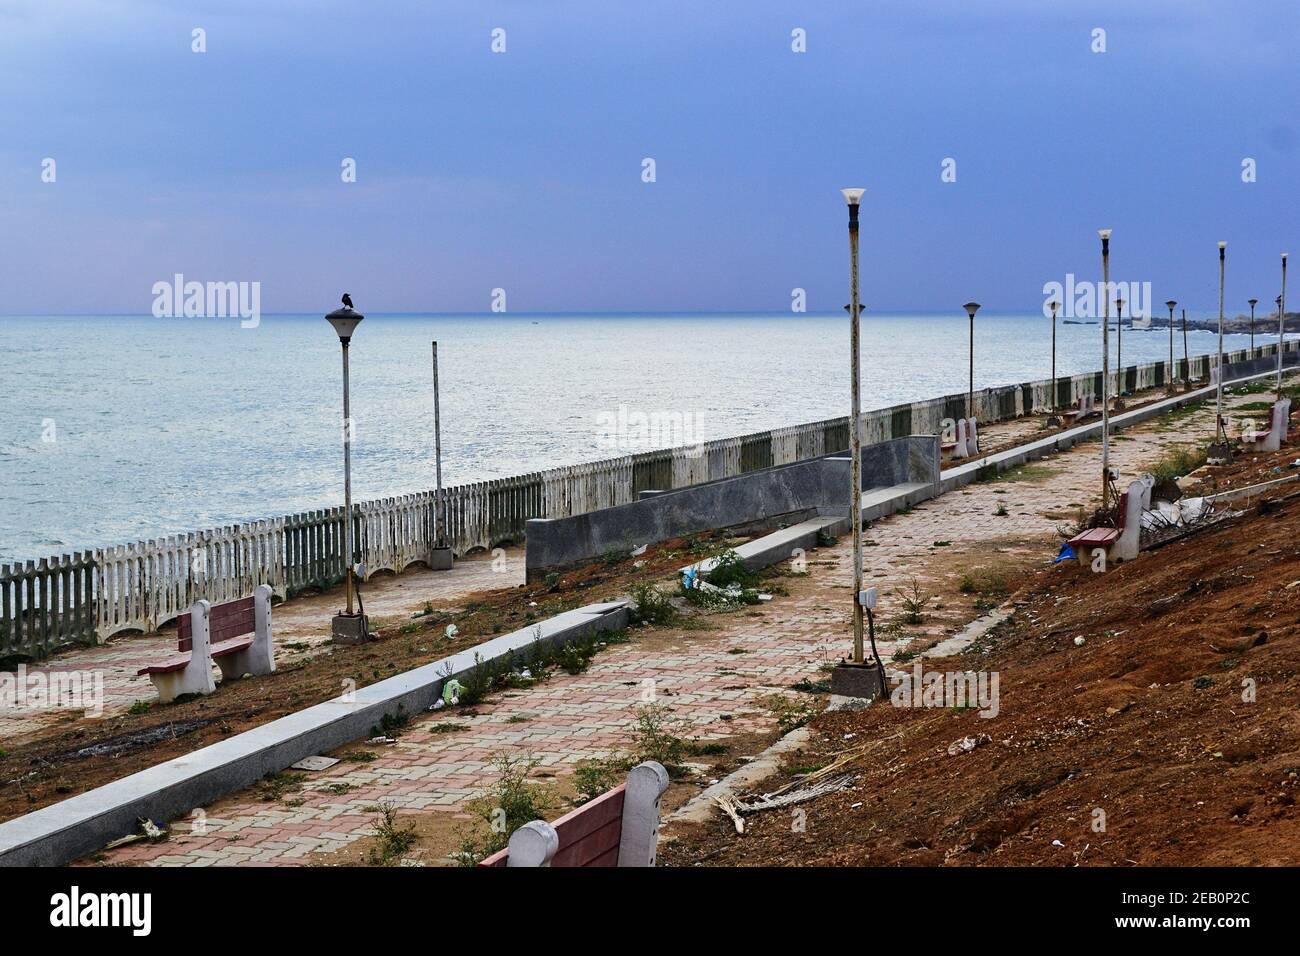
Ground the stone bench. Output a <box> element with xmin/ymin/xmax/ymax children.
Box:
<box><xmin>941</xmin><ymin>416</ymin><xmax>980</xmax><ymax>460</ymax></box>
<box><xmin>1066</xmin><ymin>475</ymin><xmax>1152</xmax><ymax>567</ymax></box>
<box><xmin>478</xmin><ymin>761</ymin><xmax>670</xmax><ymax>867</ymax></box>
<box><xmin>137</xmin><ymin>585</ymin><xmax>276</xmax><ymax>702</ymax></box>
<box><xmin>1061</xmin><ymin>393</ymin><xmax>1098</xmax><ymax>424</ymax></box>
<box><xmin>1243</xmin><ymin>397</ymin><xmax>1291</xmax><ymax>453</ymax></box>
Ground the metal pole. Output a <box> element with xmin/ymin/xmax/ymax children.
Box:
<box><xmin>1182</xmin><ymin>308</ymin><xmax>1189</xmax><ymax>382</ymax></box>
<box><xmin>1249</xmin><ymin>299</ymin><xmax>1256</xmax><ymax>352</ymax></box>
<box><xmin>847</xmin><ymin>202</ymin><xmax>864</xmax><ymax>665</ymax></box>
<box><xmin>1116</xmin><ymin>298</ymin><xmax>1123</xmax><ymax>378</ymax></box>
<box><xmin>968</xmin><ymin>311</ymin><xmax>974</xmax><ymax>420</ymax></box>
<box><xmin>1279</xmin><ymin>254</ymin><xmax>1289</xmax><ymax>400</ymax></box>
<box><xmin>1167</xmin><ymin>301</ymin><xmax>1176</xmax><ymax>392</ymax></box>
<box><xmin>1050</xmin><ymin>300</ymin><xmax>1058</xmax><ymax>411</ymax></box>
<box><xmin>1217</xmin><ymin>243</ymin><xmax>1226</xmax><ymax>440</ymax></box>
<box><xmin>1100</xmin><ymin>230</ymin><xmax>1111</xmax><ymax>511</ymax></box>
<box><xmin>341</xmin><ymin>339</ymin><xmax>355</xmax><ymax>616</ymax></box>
<box><xmin>431</xmin><ymin>341</ymin><xmax>444</xmax><ymax>547</ymax></box>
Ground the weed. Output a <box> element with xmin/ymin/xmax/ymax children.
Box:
<box><xmin>629</xmin><ymin>583</ymin><xmax>678</xmax><ymax>627</ymax></box>
<box><xmin>764</xmin><ymin>695</ymin><xmax>820</xmax><ymax>734</ymax></box>
<box><xmin>1149</xmin><ymin>444</ymin><xmax>1208</xmax><ymax>482</ymax></box>
<box><xmin>457</xmin><ymin>752</ymin><xmax>556</xmax><ymax>864</ymax></box>
<box><xmin>573</xmin><ymin>754</ymin><xmax>631</xmax><ymax>802</ymax></box>
<box><xmin>367</xmin><ymin>801</ymin><xmax>417</xmax><ymax>865</ymax></box>
<box><xmin>342</xmin><ymin>750</ymin><xmax>379</xmax><ymax>763</ymax></box>
<box><xmin>429</xmin><ymin>722</ymin><xmax>470</xmax><ymax>734</ymax></box>
<box><xmin>256</xmin><ymin>771</ymin><xmax>306</xmax><ymax>802</ymax></box>
<box><xmin>127</xmin><ymin>700</ymin><xmax>151</xmax><ymax>716</ymax></box>
<box><xmin>628</xmin><ymin>703</ymin><xmax>687</xmax><ymax>771</ymax></box>
<box><xmin>894</xmin><ymin>578</ymin><xmax>930</xmax><ymax>625</ymax></box>
<box><xmin>370</xmin><ymin>705</ymin><xmax>411</xmax><ymax>739</ymax></box>
<box><xmin>993</xmin><ymin>502</ymin><xmax>1009</xmax><ymax>517</ymax></box>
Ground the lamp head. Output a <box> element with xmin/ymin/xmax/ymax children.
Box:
<box><xmin>1049</xmin><ymin>300</ymin><xmax>1058</xmax><ymax>315</ymax></box>
<box><xmin>1165</xmin><ymin>300</ymin><xmax>1177</xmax><ymax>310</ymax></box>
<box><xmin>1098</xmin><ymin>228</ymin><xmax>1112</xmax><ymax>240</ymax></box>
<box><xmin>963</xmin><ymin>302</ymin><xmax>980</xmax><ymax>318</ymax></box>
<box><xmin>1249</xmin><ymin>298</ymin><xmax>1258</xmax><ymax>307</ymax></box>
<box><xmin>840</xmin><ymin>187</ymin><xmax>865</xmax><ymax>206</ymax></box>
<box><xmin>326</xmin><ymin>306</ymin><xmax>364</xmax><ymax>343</ymax></box>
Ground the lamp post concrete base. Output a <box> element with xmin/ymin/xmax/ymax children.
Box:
<box><xmin>829</xmin><ymin>660</ymin><xmax>886</xmax><ymax>701</ymax></box>
<box><xmin>331</xmin><ymin>612</ymin><xmax>369</xmax><ymax>645</ymax></box>
<box><xmin>428</xmin><ymin>547</ymin><xmax>454</xmax><ymax>571</ymax></box>
<box><xmin>1206</xmin><ymin>440</ymin><xmax>1234</xmax><ymax>466</ymax></box>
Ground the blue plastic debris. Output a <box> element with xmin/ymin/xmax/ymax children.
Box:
<box><xmin>1053</xmin><ymin>542</ymin><xmax>1076</xmax><ymax>564</ymax></box>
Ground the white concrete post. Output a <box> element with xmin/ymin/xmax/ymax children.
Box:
<box><xmin>505</xmin><ymin>819</ymin><xmax>559</xmax><ymax>867</ymax></box>
<box><xmin>965</xmin><ymin>416</ymin><xmax>980</xmax><ymax>456</ymax></box>
<box><xmin>152</xmin><ymin>600</ymin><xmax>216</xmax><ymax>702</ymax></box>
<box><xmin>616</xmin><ymin>760</ymin><xmax>671</xmax><ymax>867</ymax></box>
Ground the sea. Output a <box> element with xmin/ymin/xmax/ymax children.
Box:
<box><xmin>0</xmin><ymin>311</ymin><xmax>1275</xmax><ymax>564</ymax></box>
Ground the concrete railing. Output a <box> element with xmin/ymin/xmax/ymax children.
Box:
<box><xmin>3</xmin><ymin>339</ymin><xmax>1296</xmax><ymax>656</ymax></box>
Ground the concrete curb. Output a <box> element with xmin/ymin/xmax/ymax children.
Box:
<box><xmin>0</xmin><ymin>600</ymin><xmax>629</xmax><ymax>867</ymax></box>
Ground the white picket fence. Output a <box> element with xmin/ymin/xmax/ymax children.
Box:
<box><xmin>2</xmin><ymin>340</ymin><xmax>1294</xmax><ymax>654</ymax></box>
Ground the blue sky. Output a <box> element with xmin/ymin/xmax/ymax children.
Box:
<box><xmin>0</xmin><ymin>0</ymin><xmax>1296</xmax><ymax>315</ymax></box>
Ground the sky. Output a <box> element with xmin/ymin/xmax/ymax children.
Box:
<box><xmin>0</xmin><ymin>0</ymin><xmax>1297</xmax><ymax>316</ymax></box>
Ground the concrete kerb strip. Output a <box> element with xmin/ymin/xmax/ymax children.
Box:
<box><xmin>0</xmin><ymin>600</ymin><xmax>629</xmax><ymax>867</ymax></box>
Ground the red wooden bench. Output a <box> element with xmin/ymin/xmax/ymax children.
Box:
<box><xmin>479</xmin><ymin>761</ymin><xmax>669</xmax><ymax>867</ymax></box>
<box><xmin>1067</xmin><ymin>492</ymin><xmax>1127</xmax><ymax>565</ymax></box>
<box><xmin>138</xmin><ymin>584</ymin><xmax>275</xmax><ymax>702</ymax></box>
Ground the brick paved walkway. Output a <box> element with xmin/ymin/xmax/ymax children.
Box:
<box><xmin>86</xmin><ymin>389</ymin><xmax>1240</xmax><ymax>866</ymax></box>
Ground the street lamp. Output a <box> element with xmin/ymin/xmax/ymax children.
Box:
<box><xmin>1099</xmin><ymin>229</ymin><xmax>1112</xmax><ymax>511</ymax></box>
<box><xmin>964</xmin><ymin>301</ymin><xmax>980</xmax><ymax>421</ymax></box>
<box><xmin>1165</xmin><ymin>300</ymin><xmax>1177</xmax><ymax>393</ymax></box>
<box><xmin>1182</xmin><ymin>308</ymin><xmax>1190</xmax><ymax>386</ymax></box>
<box><xmin>1208</xmin><ymin>242</ymin><xmax>1231</xmax><ymax>462</ymax></box>
<box><xmin>326</xmin><ymin>301</ymin><xmax>368</xmax><ymax>644</ymax></box>
<box><xmin>842</xmin><ymin>187</ymin><xmax>866</xmax><ymax>672</ymax></box>
<box><xmin>1248</xmin><ymin>298</ymin><xmax>1258</xmax><ymax>352</ymax></box>
<box><xmin>1279</xmin><ymin>253</ymin><xmax>1290</xmax><ymax>400</ymax></box>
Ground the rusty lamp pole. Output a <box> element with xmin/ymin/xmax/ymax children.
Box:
<box><xmin>1182</xmin><ymin>308</ymin><xmax>1190</xmax><ymax>384</ymax></box>
<box><xmin>1248</xmin><ymin>298</ymin><xmax>1258</xmax><ymax>352</ymax></box>
<box><xmin>1099</xmin><ymin>229</ymin><xmax>1112</xmax><ymax>511</ymax></box>
<box><xmin>1165</xmin><ymin>299</ymin><xmax>1177</xmax><ymax>392</ymax></box>
<box><xmin>842</xmin><ymin>187</ymin><xmax>866</xmax><ymax>666</ymax></box>
<box><xmin>1216</xmin><ymin>242</ymin><xmax>1227</xmax><ymax>443</ymax></box>
<box><xmin>1115</xmin><ymin>297</ymin><xmax>1125</xmax><ymax>398</ymax></box>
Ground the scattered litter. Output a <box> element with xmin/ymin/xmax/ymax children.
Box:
<box><xmin>631</xmin><ymin>543</ymin><xmax>648</xmax><ymax>556</ymax></box>
<box><xmin>291</xmin><ymin>755</ymin><xmax>340</xmax><ymax>772</ymax></box>
<box><xmin>1074</xmin><ymin>636</ymin><xmax>1086</xmax><ymax>647</ymax></box>
<box><xmin>445</xmin><ymin>624</ymin><xmax>459</xmax><ymax>639</ymax></box>
<box><xmin>1051</xmin><ymin>839</ymin><xmax>1065</xmax><ymax>848</ymax></box>
<box><xmin>758</xmin><ymin>593</ymin><xmax>773</xmax><ymax>602</ymax></box>
<box><xmin>946</xmin><ymin>734</ymin><xmax>991</xmax><ymax>756</ymax></box>
<box><xmin>368</xmin><ymin>735</ymin><xmax>397</xmax><ymax>745</ymax></box>
<box><xmin>431</xmin><ymin>678</ymin><xmax>467</xmax><ymax>709</ymax></box>
<box><xmin>105</xmin><ymin>819</ymin><xmax>168</xmax><ymax>850</ymax></box>
<box><xmin>850</xmin><ymin>802</ymin><xmax>863</xmax><ymax>810</ymax></box>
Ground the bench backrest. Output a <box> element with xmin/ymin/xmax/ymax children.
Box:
<box><xmin>480</xmin><ymin>784</ymin><xmax>627</xmax><ymax>868</ymax></box>
<box><xmin>178</xmin><ymin>596</ymin><xmax>256</xmax><ymax>652</ymax></box>
<box><xmin>1114</xmin><ymin>492</ymin><xmax>1128</xmax><ymax>530</ymax></box>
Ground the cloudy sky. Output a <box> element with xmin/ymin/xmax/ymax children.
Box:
<box><xmin>1</xmin><ymin>0</ymin><xmax>1296</xmax><ymax>315</ymax></box>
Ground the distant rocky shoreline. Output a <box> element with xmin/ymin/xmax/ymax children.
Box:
<box><xmin>1064</xmin><ymin>312</ymin><xmax>1299</xmax><ymax>334</ymax></box>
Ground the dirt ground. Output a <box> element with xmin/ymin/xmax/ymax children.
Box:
<box><xmin>0</xmin><ymin>531</ymin><xmax>738</xmax><ymax>824</ymax></box>
<box><xmin>660</xmin><ymin>441</ymin><xmax>1300</xmax><ymax>867</ymax></box>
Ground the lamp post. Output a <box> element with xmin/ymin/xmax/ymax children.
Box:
<box><xmin>1099</xmin><ymin>229</ymin><xmax>1112</xmax><ymax>511</ymax></box>
<box><xmin>964</xmin><ymin>302</ymin><xmax>980</xmax><ymax>421</ymax></box>
<box><xmin>1165</xmin><ymin>300</ymin><xmax>1177</xmax><ymax>393</ymax></box>
<box><xmin>1048</xmin><ymin>300</ymin><xmax>1060</xmax><ymax>424</ymax></box>
<box><xmin>1279</xmin><ymin>253</ymin><xmax>1290</xmax><ymax>400</ymax></box>
<box><xmin>1115</xmin><ymin>296</ymin><xmax>1124</xmax><ymax>382</ymax></box>
<box><xmin>1182</xmin><ymin>308</ymin><xmax>1190</xmax><ymax>385</ymax></box>
<box><xmin>429</xmin><ymin>342</ymin><xmax>454</xmax><ymax>570</ymax></box>
<box><xmin>1207</xmin><ymin>242</ymin><xmax>1232</xmax><ymax>464</ymax></box>
<box><xmin>326</xmin><ymin>302</ymin><xmax>368</xmax><ymax>644</ymax></box>
<box><xmin>1248</xmin><ymin>298</ymin><xmax>1258</xmax><ymax>352</ymax></box>
<box><xmin>842</xmin><ymin>187</ymin><xmax>866</xmax><ymax>669</ymax></box>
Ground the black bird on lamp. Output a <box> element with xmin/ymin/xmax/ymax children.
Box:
<box><xmin>341</xmin><ymin>292</ymin><xmax>355</xmax><ymax>309</ymax></box>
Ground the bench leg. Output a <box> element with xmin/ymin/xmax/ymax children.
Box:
<box><xmin>148</xmin><ymin>658</ymin><xmax>216</xmax><ymax>704</ymax></box>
